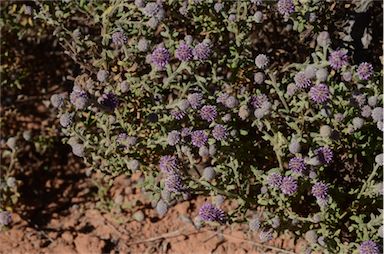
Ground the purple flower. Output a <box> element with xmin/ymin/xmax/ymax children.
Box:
<box><xmin>359</xmin><ymin>240</ymin><xmax>380</xmax><ymax>254</ymax></box>
<box><xmin>212</xmin><ymin>124</ymin><xmax>227</xmax><ymax>141</ymax></box>
<box><xmin>216</xmin><ymin>93</ymin><xmax>229</xmax><ymax>104</ymax></box>
<box><xmin>225</xmin><ymin>96</ymin><xmax>238</xmax><ymax>108</ymax></box>
<box><xmin>255</xmin><ymin>54</ymin><xmax>269</xmax><ymax>69</ymax></box>
<box><xmin>50</xmin><ymin>94</ymin><xmax>65</xmax><ymax>108</ymax></box>
<box><xmin>251</xmin><ymin>94</ymin><xmax>268</xmax><ymax>109</ymax></box>
<box><xmin>328</xmin><ymin>50</ymin><xmax>348</xmax><ymax>70</ymax></box>
<box><xmin>191</xmin><ymin>130</ymin><xmax>208</xmax><ymax>147</ymax></box>
<box><xmin>309</xmin><ymin>83</ymin><xmax>330</xmax><ymax>103</ymax></box>
<box><xmin>259</xmin><ymin>229</ymin><xmax>273</xmax><ymax>242</ymax></box>
<box><xmin>60</xmin><ymin>113</ymin><xmax>73</xmax><ymax>128</ymax></box>
<box><xmin>294</xmin><ymin>71</ymin><xmax>312</xmax><ymax>89</ymax></box>
<box><xmin>200</xmin><ymin>105</ymin><xmax>217</xmax><ymax>122</ymax></box>
<box><xmin>70</xmin><ymin>88</ymin><xmax>89</xmax><ymax>110</ymax></box>
<box><xmin>357</xmin><ymin>62</ymin><xmax>373</xmax><ymax>80</ymax></box>
<box><xmin>99</xmin><ymin>93</ymin><xmax>119</xmax><ymax>109</ymax></box>
<box><xmin>159</xmin><ymin>155</ymin><xmax>178</xmax><ymax>173</ymax></box>
<box><xmin>151</xmin><ymin>47</ymin><xmax>170</xmax><ymax>70</ymax></box>
<box><xmin>198</xmin><ymin>203</ymin><xmax>225</xmax><ymax>222</ymax></box>
<box><xmin>170</xmin><ymin>109</ymin><xmax>185</xmax><ymax>120</ymax></box>
<box><xmin>175</xmin><ymin>42</ymin><xmax>193</xmax><ymax>61</ymax></box>
<box><xmin>267</xmin><ymin>173</ymin><xmax>282</xmax><ymax>188</ymax></box>
<box><xmin>214</xmin><ymin>2</ymin><xmax>224</xmax><ymax>12</ymax></box>
<box><xmin>277</xmin><ymin>0</ymin><xmax>295</xmax><ymax>15</ymax></box>
<box><xmin>167</xmin><ymin>130</ymin><xmax>181</xmax><ymax>146</ymax></box>
<box><xmin>372</xmin><ymin>107</ymin><xmax>383</xmax><ymax>122</ymax></box>
<box><xmin>280</xmin><ymin>176</ymin><xmax>298</xmax><ymax>195</ymax></box>
<box><xmin>165</xmin><ymin>172</ymin><xmax>184</xmax><ymax>193</ymax></box>
<box><xmin>0</xmin><ymin>211</ymin><xmax>12</xmax><ymax>226</ymax></box>
<box><xmin>181</xmin><ymin>127</ymin><xmax>192</xmax><ymax>137</ymax></box>
<box><xmin>187</xmin><ymin>93</ymin><xmax>203</xmax><ymax>109</ymax></box>
<box><xmin>112</xmin><ymin>31</ymin><xmax>128</xmax><ymax>46</ymax></box>
<box><xmin>311</xmin><ymin>182</ymin><xmax>328</xmax><ymax>200</ymax></box>
<box><xmin>315</xmin><ymin>147</ymin><xmax>333</xmax><ymax>164</ymax></box>
<box><xmin>193</xmin><ymin>41</ymin><xmax>212</xmax><ymax>60</ymax></box>
<box><xmin>288</xmin><ymin>157</ymin><xmax>306</xmax><ymax>174</ymax></box>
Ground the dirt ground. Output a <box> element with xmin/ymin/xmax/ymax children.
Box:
<box><xmin>0</xmin><ymin>160</ymin><xmax>310</xmax><ymax>254</ymax></box>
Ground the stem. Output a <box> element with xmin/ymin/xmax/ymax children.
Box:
<box><xmin>357</xmin><ymin>163</ymin><xmax>380</xmax><ymax>199</ymax></box>
<box><xmin>267</xmin><ymin>71</ymin><xmax>289</xmax><ymax>111</ymax></box>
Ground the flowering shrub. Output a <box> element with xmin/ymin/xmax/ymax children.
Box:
<box><xmin>36</xmin><ymin>0</ymin><xmax>382</xmax><ymax>252</ymax></box>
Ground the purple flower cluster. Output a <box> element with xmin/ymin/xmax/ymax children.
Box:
<box><xmin>294</xmin><ymin>71</ymin><xmax>312</xmax><ymax>89</ymax></box>
<box><xmin>280</xmin><ymin>176</ymin><xmax>298</xmax><ymax>195</ymax></box>
<box><xmin>70</xmin><ymin>87</ymin><xmax>89</xmax><ymax>110</ymax></box>
<box><xmin>359</xmin><ymin>240</ymin><xmax>380</xmax><ymax>254</ymax></box>
<box><xmin>159</xmin><ymin>155</ymin><xmax>178</xmax><ymax>173</ymax></box>
<box><xmin>328</xmin><ymin>50</ymin><xmax>348</xmax><ymax>70</ymax></box>
<box><xmin>193</xmin><ymin>41</ymin><xmax>212</xmax><ymax>60</ymax></box>
<box><xmin>167</xmin><ymin>130</ymin><xmax>181</xmax><ymax>146</ymax></box>
<box><xmin>212</xmin><ymin>124</ymin><xmax>227</xmax><ymax>141</ymax></box>
<box><xmin>251</xmin><ymin>94</ymin><xmax>269</xmax><ymax>109</ymax></box>
<box><xmin>309</xmin><ymin>83</ymin><xmax>330</xmax><ymax>103</ymax></box>
<box><xmin>315</xmin><ymin>147</ymin><xmax>333</xmax><ymax>164</ymax></box>
<box><xmin>267</xmin><ymin>173</ymin><xmax>282</xmax><ymax>188</ymax></box>
<box><xmin>112</xmin><ymin>31</ymin><xmax>128</xmax><ymax>47</ymax></box>
<box><xmin>151</xmin><ymin>47</ymin><xmax>170</xmax><ymax>70</ymax></box>
<box><xmin>200</xmin><ymin>105</ymin><xmax>217</xmax><ymax>122</ymax></box>
<box><xmin>311</xmin><ymin>182</ymin><xmax>328</xmax><ymax>200</ymax></box>
<box><xmin>288</xmin><ymin>157</ymin><xmax>306</xmax><ymax>174</ymax></box>
<box><xmin>198</xmin><ymin>203</ymin><xmax>225</xmax><ymax>222</ymax></box>
<box><xmin>357</xmin><ymin>62</ymin><xmax>373</xmax><ymax>80</ymax></box>
<box><xmin>164</xmin><ymin>171</ymin><xmax>184</xmax><ymax>193</ymax></box>
<box><xmin>277</xmin><ymin>0</ymin><xmax>295</xmax><ymax>16</ymax></box>
<box><xmin>191</xmin><ymin>130</ymin><xmax>208</xmax><ymax>147</ymax></box>
<box><xmin>175</xmin><ymin>42</ymin><xmax>193</xmax><ymax>61</ymax></box>
<box><xmin>188</xmin><ymin>93</ymin><xmax>203</xmax><ymax>109</ymax></box>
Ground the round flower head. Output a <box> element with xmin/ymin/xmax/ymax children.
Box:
<box><xmin>371</xmin><ymin>107</ymin><xmax>383</xmax><ymax>122</ymax></box>
<box><xmin>112</xmin><ymin>31</ymin><xmax>128</xmax><ymax>47</ymax></box>
<box><xmin>117</xmin><ymin>133</ymin><xmax>137</xmax><ymax>148</ymax></box>
<box><xmin>286</xmin><ymin>83</ymin><xmax>297</xmax><ymax>96</ymax></box>
<box><xmin>312</xmin><ymin>182</ymin><xmax>328</xmax><ymax>200</ymax></box>
<box><xmin>316</xmin><ymin>68</ymin><xmax>328</xmax><ymax>82</ymax></box>
<box><xmin>254</xmin><ymin>72</ymin><xmax>265</xmax><ymax>84</ymax></box>
<box><xmin>181</xmin><ymin>127</ymin><xmax>192</xmax><ymax>137</ymax></box>
<box><xmin>134</xmin><ymin>0</ymin><xmax>144</xmax><ymax>8</ymax></box>
<box><xmin>259</xmin><ymin>229</ymin><xmax>273</xmax><ymax>242</ymax></box>
<box><xmin>214</xmin><ymin>2</ymin><xmax>224</xmax><ymax>12</ymax></box>
<box><xmin>359</xmin><ymin>240</ymin><xmax>380</xmax><ymax>254</ymax></box>
<box><xmin>315</xmin><ymin>147</ymin><xmax>333</xmax><ymax>164</ymax></box>
<box><xmin>255</xmin><ymin>54</ymin><xmax>269</xmax><ymax>69</ymax></box>
<box><xmin>127</xmin><ymin>159</ymin><xmax>140</xmax><ymax>171</ymax></box>
<box><xmin>334</xmin><ymin>113</ymin><xmax>345</xmax><ymax>122</ymax></box>
<box><xmin>119</xmin><ymin>81</ymin><xmax>129</xmax><ymax>93</ymax></box>
<box><xmin>249</xmin><ymin>217</ymin><xmax>260</xmax><ymax>231</ymax></box>
<box><xmin>191</xmin><ymin>130</ymin><xmax>208</xmax><ymax>148</ymax></box>
<box><xmin>280</xmin><ymin>176</ymin><xmax>298</xmax><ymax>195</ymax></box>
<box><xmin>70</xmin><ymin>88</ymin><xmax>89</xmax><ymax>110</ymax></box>
<box><xmin>254</xmin><ymin>101</ymin><xmax>271</xmax><ymax>119</ymax></box>
<box><xmin>357</xmin><ymin>62</ymin><xmax>373</xmax><ymax>80</ymax></box>
<box><xmin>267</xmin><ymin>173</ymin><xmax>283</xmax><ymax>188</ymax></box>
<box><xmin>167</xmin><ymin>130</ymin><xmax>181</xmax><ymax>146</ymax></box>
<box><xmin>151</xmin><ymin>47</ymin><xmax>170</xmax><ymax>70</ymax></box>
<box><xmin>97</xmin><ymin>70</ymin><xmax>109</xmax><ymax>82</ymax></box>
<box><xmin>289</xmin><ymin>139</ymin><xmax>301</xmax><ymax>154</ymax></box>
<box><xmin>199</xmin><ymin>146</ymin><xmax>209</xmax><ymax>157</ymax></box>
<box><xmin>159</xmin><ymin>155</ymin><xmax>178</xmax><ymax>173</ymax></box>
<box><xmin>198</xmin><ymin>203</ymin><xmax>225</xmax><ymax>222</ymax></box>
<box><xmin>352</xmin><ymin>117</ymin><xmax>364</xmax><ymax>130</ymax></box>
<box><xmin>147</xmin><ymin>17</ymin><xmax>159</xmax><ymax>29</ymax></box>
<box><xmin>305</xmin><ymin>65</ymin><xmax>317</xmax><ymax>79</ymax></box>
<box><xmin>253</xmin><ymin>11</ymin><xmax>263</xmax><ymax>23</ymax></box>
<box><xmin>271</xmin><ymin>217</ymin><xmax>280</xmax><ymax>228</ymax></box>
<box><xmin>225</xmin><ymin>96</ymin><xmax>238</xmax><ymax>108</ymax></box>
<box><xmin>316</xmin><ymin>31</ymin><xmax>331</xmax><ymax>47</ymax></box>
<box><xmin>0</xmin><ymin>211</ymin><xmax>12</xmax><ymax>226</ymax></box>
<box><xmin>137</xmin><ymin>38</ymin><xmax>149</xmax><ymax>52</ymax></box>
<box><xmin>187</xmin><ymin>93</ymin><xmax>203</xmax><ymax>109</ymax></box>
<box><xmin>238</xmin><ymin>105</ymin><xmax>250</xmax><ymax>120</ymax></box>
<box><xmin>143</xmin><ymin>2</ymin><xmax>162</xmax><ymax>18</ymax></box>
<box><xmin>50</xmin><ymin>94</ymin><xmax>65</xmax><ymax>108</ymax></box>
<box><xmin>171</xmin><ymin>109</ymin><xmax>185</xmax><ymax>120</ymax></box>
<box><xmin>202</xmin><ymin>167</ymin><xmax>216</xmax><ymax>181</ymax></box>
<box><xmin>175</xmin><ymin>42</ymin><xmax>193</xmax><ymax>61</ymax></box>
<box><xmin>294</xmin><ymin>71</ymin><xmax>312</xmax><ymax>89</ymax></box>
<box><xmin>328</xmin><ymin>50</ymin><xmax>348</xmax><ymax>70</ymax></box>
<box><xmin>288</xmin><ymin>157</ymin><xmax>306</xmax><ymax>174</ymax></box>
<box><xmin>200</xmin><ymin>105</ymin><xmax>217</xmax><ymax>122</ymax></box>
<box><xmin>165</xmin><ymin>172</ymin><xmax>184</xmax><ymax>193</ymax></box>
<box><xmin>60</xmin><ymin>113</ymin><xmax>73</xmax><ymax>128</ymax></box>
<box><xmin>368</xmin><ymin>96</ymin><xmax>378</xmax><ymax>107</ymax></box>
<box><xmin>71</xmin><ymin>143</ymin><xmax>84</xmax><ymax>157</ymax></box>
<box><xmin>156</xmin><ymin>199</ymin><xmax>168</xmax><ymax>217</ymax></box>
<box><xmin>319</xmin><ymin>125</ymin><xmax>332</xmax><ymax>137</ymax></box>
<box><xmin>251</xmin><ymin>94</ymin><xmax>269</xmax><ymax>108</ymax></box>
<box><xmin>99</xmin><ymin>93</ymin><xmax>119</xmax><ymax>110</ymax></box>
<box><xmin>304</xmin><ymin>230</ymin><xmax>318</xmax><ymax>244</ymax></box>
<box><xmin>217</xmin><ymin>93</ymin><xmax>229</xmax><ymax>104</ymax></box>
<box><xmin>309</xmin><ymin>83</ymin><xmax>330</xmax><ymax>103</ymax></box>
<box><xmin>277</xmin><ymin>0</ymin><xmax>295</xmax><ymax>15</ymax></box>
<box><xmin>193</xmin><ymin>41</ymin><xmax>212</xmax><ymax>60</ymax></box>
<box><xmin>212</xmin><ymin>124</ymin><xmax>227</xmax><ymax>141</ymax></box>
<box><xmin>361</xmin><ymin>105</ymin><xmax>372</xmax><ymax>118</ymax></box>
